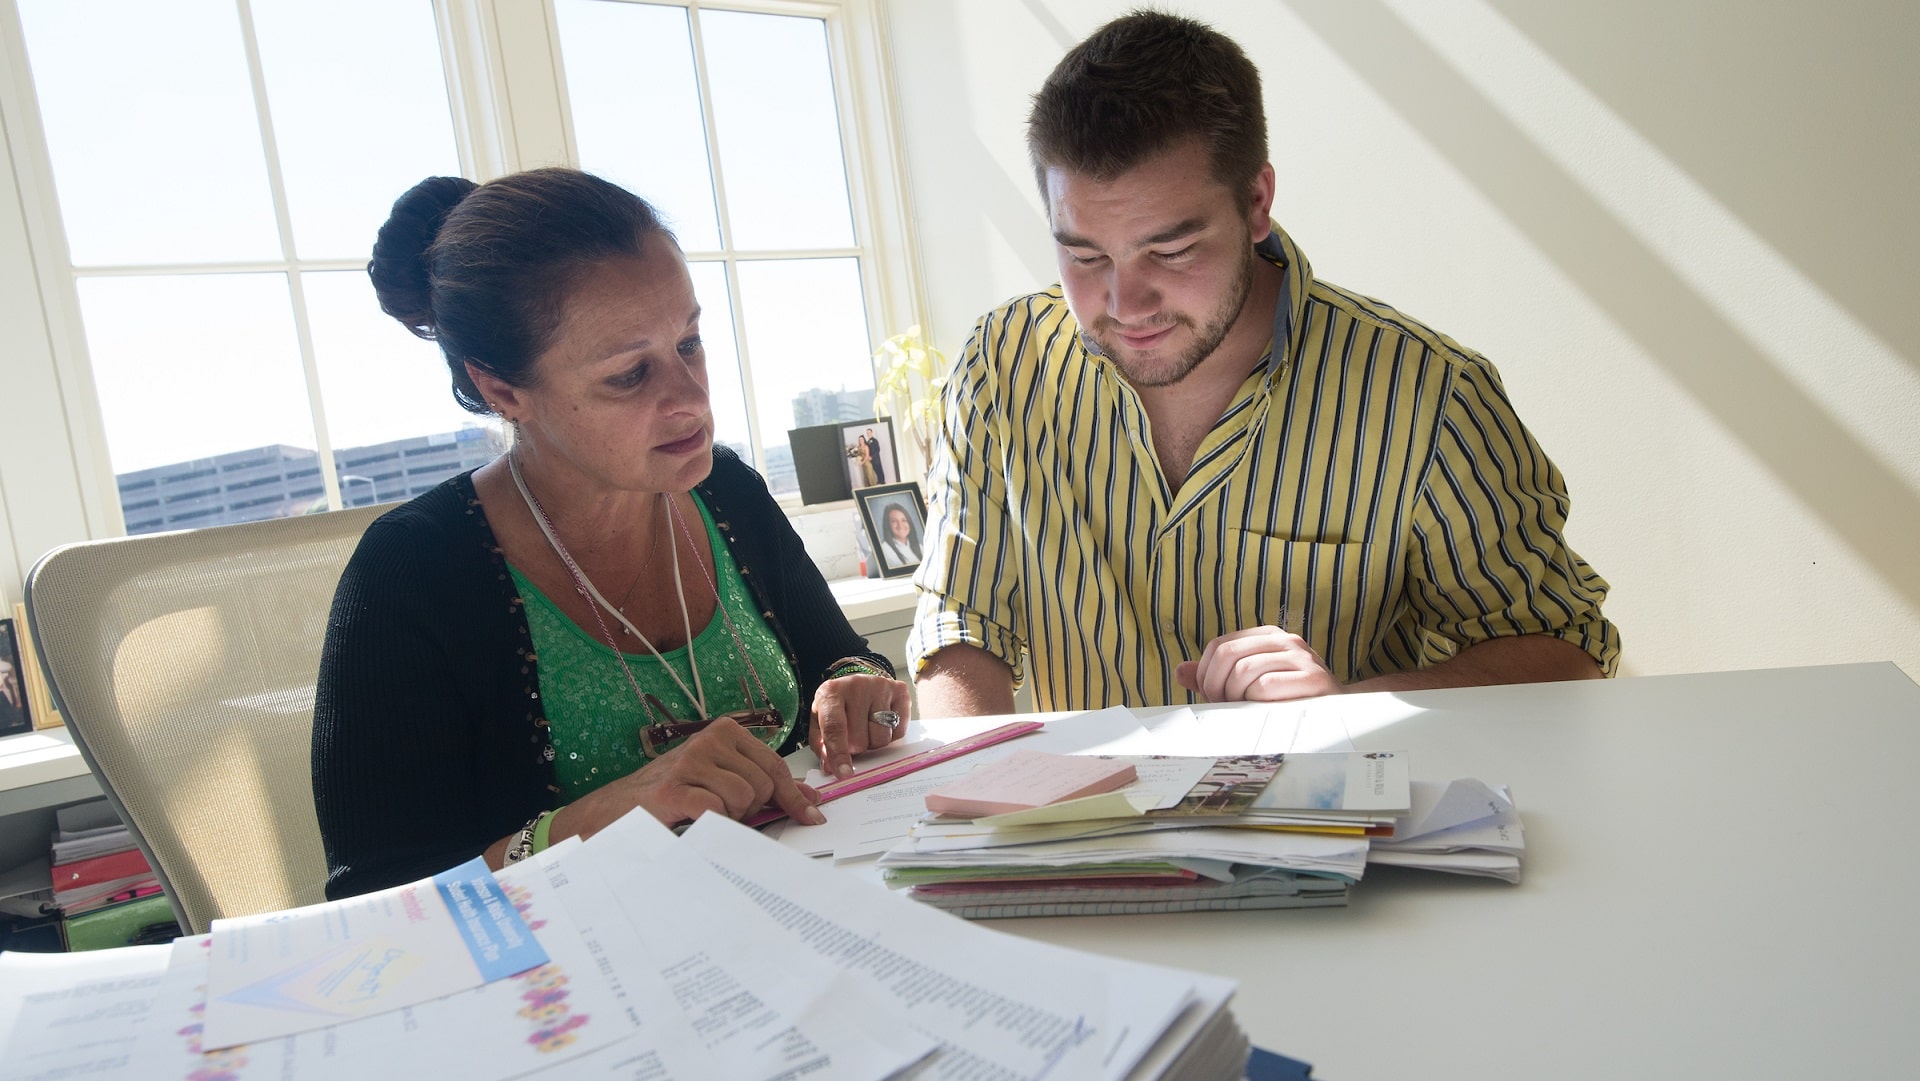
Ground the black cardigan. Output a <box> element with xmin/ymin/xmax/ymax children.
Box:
<box><xmin>312</xmin><ymin>446</ymin><xmax>887</xmax><ymax>899</ymax></box>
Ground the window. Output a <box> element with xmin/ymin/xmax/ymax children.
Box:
<box><xmin>10</xmin><ymin>0</ymin><xmax>910</xmax><ymax>535</ymax></box>
<box><xmin>554</xmin><ymin>0</ymin><xmax>886</xmax><ymax>495</ymax></box>
<box><xmin>15</xmin><ymin>0</ymin><xmax>488</xmax><ymax>533</ymax></box>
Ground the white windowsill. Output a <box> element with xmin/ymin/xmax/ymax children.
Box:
<box><xmin>827</xmin><ymin>574</ymin><xmax>918</xmax><ymax>624</ymax></box>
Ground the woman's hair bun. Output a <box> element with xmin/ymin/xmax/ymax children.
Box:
<box><xmin>368</xmin><ymin>176</ymin><xmax>479</xmax><ymax>340</ymax></box>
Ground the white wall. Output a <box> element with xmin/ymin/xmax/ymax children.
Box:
<box><xmin>882</xmin><ymin>0</ymin><xmax>1920</xmax><ymax>682</ymax></box>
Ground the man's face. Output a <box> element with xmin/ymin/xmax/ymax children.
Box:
<box><xmin>1045</xmin><ymin>142</ymin><xmax>1273</xmax><ymax>387</ymax></box>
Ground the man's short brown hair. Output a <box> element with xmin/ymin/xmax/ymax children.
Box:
<box><xmin>1027</xmin><ymin>9</ymin><xmax>1268</xmax><ymax>200</ymax></box>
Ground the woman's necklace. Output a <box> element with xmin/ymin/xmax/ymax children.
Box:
<box><xmin>611</xmin><ymin>501</ymin><xmax>664</xmax><ymax>630</ymax></box>
<box><xmin>507</xmin><ymin>450</ymin><xmax>771</xmax><ymax>724</ymax></box>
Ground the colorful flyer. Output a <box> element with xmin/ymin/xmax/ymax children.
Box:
<box><xmin>201</xmin><ymin>857</ymin><xmax>547</xmax><ymax>1050</ymax></box>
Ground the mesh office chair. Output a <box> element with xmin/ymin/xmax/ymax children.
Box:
<box><xmin>24</xmin><ymin>504</ymin><xmax>387</xmax><ymax>934</ymax></box>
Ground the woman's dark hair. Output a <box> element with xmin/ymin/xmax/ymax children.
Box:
<box><xmin>1027</xmin><ymin>9</ymin><xmax>1267</xmax><ymax>201</ymax></box>
<box><xmin>367</xmin><ymin>168</ymin><xmax>672</xmax><ymax>414</ymax></box>
<box><xmin>884</xmin><ymin>503</ymin><xmax>921</xmax><ymax>550</ymax></box>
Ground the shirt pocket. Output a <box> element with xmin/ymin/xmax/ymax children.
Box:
<box><xmin>1216</xmin><ymin>531</ymin><xmax>1388</xmax><ymax>648</ymax></box>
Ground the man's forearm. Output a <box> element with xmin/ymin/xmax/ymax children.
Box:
<box><xmin>1347</xmin><ymin>634</ymin><xmax>1605</xmax><ymax>694</ymax></box>
<box><xmin>913</xmin><ymin>643</ymin><xmax>1017</xmax><ymax>718</ymax></box>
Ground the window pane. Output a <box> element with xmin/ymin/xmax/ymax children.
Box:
<box><xmin>78</xmin><ymin>275</ymin><xmax>320</xmax><ymax>533</ymax></box>
<box><xmin>557</xmin><ymin>0</ymin><xmax>721</xmax><ymax>250</ymax></box>
<box><xmin>18</xmin><ymin>0</ymin><xmax>281</xmax><ymax>265</ymax></box>
<box><xmin>251</xmin><ymin>0</ymin><xmax>460</xmax><ymax>261</ymax></box>
<box><xmin>703</xmin><ymin>10</ymin><xmax>855</xmax><ymax>250</ymax></box>
<box><xmin>736</xmin><ymin>258</ymin><xmax>872</xmax><ymax>496</ymax></box>
<box><xmin>687</xmin><ymin>261</ymin><xmax>751</xmax><ymax>462</ymax></box>
<box><xmin>304</xmin><ymin>271</ymin><xmax>502</xmax><ymax>507</ymax></box>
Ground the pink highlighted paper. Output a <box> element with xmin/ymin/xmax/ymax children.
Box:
<box><xmin>924</xmin><ymin>750</ymin><xmax>1138</xmax><ymax>818</ymax></box>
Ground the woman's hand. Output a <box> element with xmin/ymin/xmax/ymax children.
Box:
<box><xmin>810</xmin><ymin>673</ymin><xmax>912</xmax><ymax>779</ymax></box>
<box><xmin>553</xmin><ymin>717</ymin><xmax>825</xmax><ymax>843</ymax></box>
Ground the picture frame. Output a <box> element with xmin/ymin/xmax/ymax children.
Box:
<box><xmin>856</xmin><ymin>482</ymin><xmax>927</xmax><ymax>579</ymax></box>
<box><xmin>788</xmin><ymin>422</ymin><xmax>857</xmax><ymax>505</ymax></box>
<box><xmin>839</xmin><ymin>418</ymin><xmax>899</xmax><ymax>493</ymax></box>
<box><xmin>12</xmin><ymin>604</ymin><xmax>63</xmax><ymax>730</ymax></box>
<box><xmin>0</xmin><ymin>617</ymin><xmax>34</xmax><ymax>737</ymax></box>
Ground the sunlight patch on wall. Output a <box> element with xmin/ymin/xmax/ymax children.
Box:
<box><xmin>1386</xmin><ymin>0</ymin><xmax>1920</xmax><ymax>492</ymax></box>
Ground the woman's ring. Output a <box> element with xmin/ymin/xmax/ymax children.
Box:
<box><xmin>870</xmin><ymin>710</ymin><xmax>902</xmax><ymax>731</ymax></box>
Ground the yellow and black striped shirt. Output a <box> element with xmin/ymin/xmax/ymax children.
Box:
<box><xmin>906</xmin><ymin>224</ymin><xmax>1619</xmax><ymax>711</ymax></box>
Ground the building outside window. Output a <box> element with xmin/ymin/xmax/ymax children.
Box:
<box><xmin>7</xmin><ymin>0</ymin><xmax>912</xmax><ymax>535</ymax></box>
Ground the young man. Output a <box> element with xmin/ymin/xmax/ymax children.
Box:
<box><xmin>907</xmin><ymin>11</ymin><xmax>1620</xmax><ymax>717</ymax></box>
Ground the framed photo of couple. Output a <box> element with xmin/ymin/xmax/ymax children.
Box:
<box><xmin>0</xmin><ymin>616</ymin><xmax>34</xmax><ymax>736</ymax></box>
<box><xmin>841</xmin><ymin>418</ymin><xmax>898</xmax><ymax>491</ymax></box>
<box><xmin>786</xmin><ymin>417</ymin><xmax>901</xmax><ymax>507</ymax></box>
<box><xmin>856</xmin><ymin>482</ymin><xmax>926</xmax><ymax>579</ymax></box>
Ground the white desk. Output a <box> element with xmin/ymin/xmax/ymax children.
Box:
<box><xmin>905</xmin><ymin>663</ymin><xmax>1920</xmax><ymax>1080</ymax></box>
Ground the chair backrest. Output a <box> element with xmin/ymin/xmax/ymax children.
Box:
<box><xmin>25</xmin><ymin>504</ymin><xmax>387</xmax><ymax>934</ymax></box>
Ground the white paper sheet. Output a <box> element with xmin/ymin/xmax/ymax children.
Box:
<box><xmin>569</xmin><ymin>810</ymin><xmax>939</xmax><ymax>1081</ymax></box>
<box><xmin>1394</xmin><ymin>778</ymin><xmax>1517</xmax><ymax>840</ymax></box>
<box><xmin>0</xmin><ymin>945</ymin><xmax>170</xmax><ymax>1081</ymax></box>
<box><xmin>685</xmin><ymin>813</ymin><xmax>1165</xmax><ymax>1081</ymax></box>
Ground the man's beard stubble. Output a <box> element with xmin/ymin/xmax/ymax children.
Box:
<box><xmin>1081</xmin><ymin>245</ymin><xmax>1257</xmax><ymax>389</ymax></box>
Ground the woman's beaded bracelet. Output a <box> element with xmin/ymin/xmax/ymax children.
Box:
<box><xmin>504</xmin><ymin>809</ymin><xmax>555</xmax><ymax>863</ymax></box>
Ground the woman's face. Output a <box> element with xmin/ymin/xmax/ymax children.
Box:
<box><xmin>887</xmin><ymin>506</ymin><xmax>912</xmax><ymax>540</ymax></box>
<box><xmin>490</xmin><ymin>233</ymin><xmax>713</xmax><ymax>494</ymax></box>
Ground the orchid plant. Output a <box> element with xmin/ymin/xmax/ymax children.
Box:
<box><xmin>872</xmin><ymin>325</ymin><xmax>949</xmax><ymax>479</ymax></box>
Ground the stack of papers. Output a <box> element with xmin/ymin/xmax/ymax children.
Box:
<box><xmin>1367</xmin><ymin>779</ymin><xmax>1526</xmax><ymax>883</ymax></box>
<box><xmin>0</xmin><ymin>808</ymin><xmax>1254</xmax><ymax>1081</ymax></box>
<box><xmin>771</xmin><ymin>705</ymin><xmax>1525</xmax><ymax>916</ymax></box>
<box><xmin>906</xmin><ymin>864</ymin><xmax>1351</xmax><ymax>919</ymax></box>
<box><xmin>874</xmin><ymin>751</ymin><xmax>1409</xmax><ymax>917</ymax></box>
<box><xmin>36</xmin><ymin>798</ymin><xmax>164</xmax><ymax>917</ymax></box>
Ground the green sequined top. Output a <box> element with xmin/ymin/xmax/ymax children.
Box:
<box><xmin>508</xmin><ymin>492</ymin><xmax>800</xmax><ymax>801</ymax></box>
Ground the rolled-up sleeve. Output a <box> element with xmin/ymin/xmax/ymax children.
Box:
<box><xmin>907</xmin><ymin>311</ymin><xmax>1028</xmax><ymax>685</ymax></box>
<box><xmin>1405</xmin><ymin>357</ymin><xmax>1621</xmax><ymax>675</ymax></box>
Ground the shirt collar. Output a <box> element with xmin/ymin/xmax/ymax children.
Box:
<box><xmin>1254</xmin><ymin>222</ymin><xmax>1311</xmax><ymax>376</ymax></box>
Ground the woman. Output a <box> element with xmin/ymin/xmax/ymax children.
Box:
<box><xmin>848</xmin><ymin>437</ymin><xmax>878</xmax><ymax>487</ymax></box>
<box><xmin>313</xmin><ymin>169</ymin><xmax>910</xmax><ymax>900</ymax></box>
<box><xmin>878</xmin><ymin>503</ymin><xmax>921</xmax><ymax>568</ymax></box>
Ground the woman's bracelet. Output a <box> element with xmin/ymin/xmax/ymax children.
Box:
<box><xmin>532</xmin><ymin>807</ymin><xmax>559</xmax><ymax>852</ymax></box>
<box><xmin>504</xmin><ymin>809</ymin><xmax>556</xmax><ymax>863</ymax></box>
<box><xmin>826</xmin><ymin>656</ymin><xmax>892</xmax><ymax>681</ymax></box>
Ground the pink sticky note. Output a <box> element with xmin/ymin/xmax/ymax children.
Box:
<box><xmin>924</xmin><ymin>750</ymin><xmax>1138</xmax><ymax>818</ymax></box>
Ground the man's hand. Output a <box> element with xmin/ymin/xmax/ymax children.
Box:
<box><xmin>1174</xmin><ymin>626</ymin><xmax>1344</xmax><ymax>703</ymax></box>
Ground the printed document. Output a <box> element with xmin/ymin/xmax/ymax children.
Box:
<box><xmin>565</xmin><ymin>810</ymin><xmax>939</xmax><ymax>1080</ymax></box>
<box><xmin>688</xmin><ymin>813</ymin><xmax>1212</xmax><ymax>1081</ymax></box>
<box><xmin>202</xmin><ymin>857</ymin><xmax>547</xmax><ymax>1049</ymax></box>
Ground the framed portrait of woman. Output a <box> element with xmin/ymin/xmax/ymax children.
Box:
<box><xmin>855</xmin><ymin>482</ymin><xmax>927</xmax><ymax>579</ymax></box>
